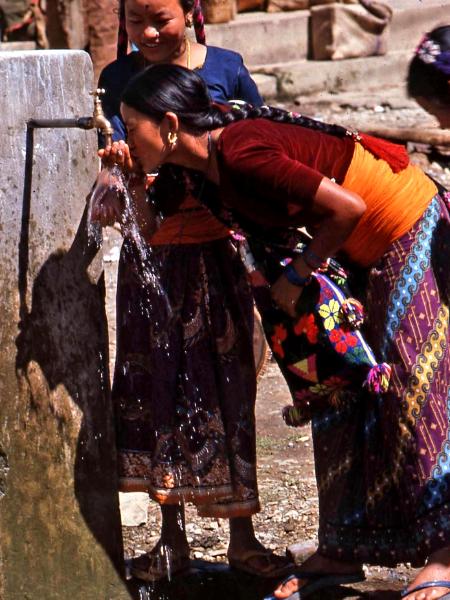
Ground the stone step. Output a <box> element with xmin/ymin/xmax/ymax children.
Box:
<box><xmin>253</xmin><ymin>50</ymin><xmax>413</xmax><ymax>99</ymax></box>
<box><xmin>206</xmin><ymin>1</ymin><xmax>450</xmax><ymax>69</ymax></box>
<box><xmin>206</xmin><ymin>10</ymin><xmax>309</xmax><ymax>65</ymax></box>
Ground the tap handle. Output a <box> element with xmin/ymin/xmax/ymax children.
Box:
<box><xmin>90</xmin><ymin>88</ymin><xmax>107</xmax><ymax>118</ymax></box>
<box><xmin>90</xmin><ymin>88</ymin><xmax>106</xmax><ymax>99</ymax></box>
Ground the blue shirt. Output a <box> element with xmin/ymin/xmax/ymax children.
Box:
<box><xmin>99</xmin><ymin>46</ymin><xmax>263</xmax><ymax>141</ymax></box>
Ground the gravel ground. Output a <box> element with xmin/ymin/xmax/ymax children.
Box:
<box><xmin>102</xmin><ymin>86</ymin><xmax>449</xmax><ymax>597</ymax></box>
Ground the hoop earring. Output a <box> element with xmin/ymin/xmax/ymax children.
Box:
<box><xmin>167</xmin><ymin>131</ymin><xmax>178</xmax><ymax>150</ymax></box>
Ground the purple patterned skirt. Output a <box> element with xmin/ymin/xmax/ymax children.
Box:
<box><xmin>315</xmin><ymin>194</ymin><xmax>450</xmax><ymax>566</ymax></box>
<box><xmin>112</xmin><ymin>237</ymin><xmax>260</xmax><ymax>518</ymax></box>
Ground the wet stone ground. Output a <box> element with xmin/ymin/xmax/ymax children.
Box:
<box><xmin>102</xmin><ymin>87</ymin><xmax>449</xmax><ymax>599</ymax></box>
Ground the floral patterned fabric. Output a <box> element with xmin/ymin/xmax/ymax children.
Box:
<box><xmin>314</xmin><ymin>194</ymin><xmax>450</xmax><ymax>566</ymax></box>
<box><xmin>252</xmin><ymin>255</ymin><xmax>387</xmax><ymax>425</ymax></box>
<box><xmin>112</xmin><ymin>238</ymin><xmax>260</xmax><ymax>518</ymax></box>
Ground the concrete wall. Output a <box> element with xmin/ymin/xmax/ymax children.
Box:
<box><xmin>0</xmin><ymin>50</ymin><xmax>130</xmax><ymax>599</ymax></box>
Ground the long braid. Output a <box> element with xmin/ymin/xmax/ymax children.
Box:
<box><xmin>216</xmin><ymin>103</ymin><xmax>350</xmax><ymax>138</ymax></box>
<box><xmin>204</xmin><ymin>103</ymin><xmax>408</xmax><ymax>172</ymax></box>
<box><xmin>123</xmin><ymin>64</ymin><xmax>410</xmax><ymax>173</ymax></box>
<box><xmin>192</xmin><ymin>0</ymin><xmax>206</xmax><ymax>45</ymax></box>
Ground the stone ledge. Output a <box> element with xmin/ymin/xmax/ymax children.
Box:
<box><xmin>252</xmin><ymin>50</ymin><xmax>412</xmax><ymax>97</ymax></box>
<box><xmin>0</xmin><ymin>41</ymin><xmax>37</xmax><ymax>51</ymax></box>
<box><xmin>206</xmin><ymin>10</ymin><xmax>310</xmax><ymax>65</ymax></box>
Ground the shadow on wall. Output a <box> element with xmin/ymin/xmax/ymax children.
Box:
<box><xmin>13</xmin><ymin>124</ymin><xmax>127</xmax><ymax>589</ymax></box>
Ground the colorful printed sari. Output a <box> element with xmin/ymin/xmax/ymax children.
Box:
<box><xmin>314</xmin><ymin>194</ymin><xmax>450</xmax><ymax>565</ymax></box>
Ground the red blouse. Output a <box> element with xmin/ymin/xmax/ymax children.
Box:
<box><xmin>216</xmin><ymin>118</ymin><xmax>355</xmax><ymax>229</ymax></box>
<box><xmin>215</xmin><ymin>118</ymin><xmax>436</xmax><ymax>266</ymax></box>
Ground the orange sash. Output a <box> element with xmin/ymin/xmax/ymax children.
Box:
<box><xmin>342</xmin><ymin>143</ymin><xmax>437</xmax><ymax>266</ymax></box>
<box><xmin>147</xmin><ymin>195</ymin><xmax>229</xmax><ymax>245</ymax></box>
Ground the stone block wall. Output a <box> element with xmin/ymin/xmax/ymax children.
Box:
<box><xmin>0</xmin><ymin>49</ymin><xmax>130</xmax><ymax>600</ymax></box>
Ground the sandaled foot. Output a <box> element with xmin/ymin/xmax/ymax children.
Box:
<box><xmin>228</xmin><ymin>549</ymin><xmax>295</xmax><ymax>578</ymax></box>
<box><xmin>268</xmin><ymin>551</ymin><xmax>364</xmax><ymax>599</ymax></box>
<box><xmin>264</xmin><ymin>570</ymin><xmax>366</xmax><ymax>600</ymax></box>
<box><xmin>402</xmin><ymin>581</ymin><xmax>450</xmax><ymax>600</ymax></box>
<box><xmin>403</xmin><ymin>547</ymin><xmax>450</xmax><ymax>600</ymax></box>
<box><xmin>130</xmin><ymin>543</ymin><xmax>190</xmax><ymax>582</ymax></box>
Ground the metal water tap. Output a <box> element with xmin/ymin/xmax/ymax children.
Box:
<box><xmin>27</xmin><ymin>88</ymin><xmax>114</xmax><ymax>147</ymax></box>
<box><xmin>89</xmin><ymin>88</ymin><xmax>114</xmax><ymax>147</ymax></box>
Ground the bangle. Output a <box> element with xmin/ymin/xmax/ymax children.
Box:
<box><xmin>284</xmin><ymin>263</ymin><xmax>311</xmax><ymax>287</ymax></box>
<box><xmin>302</xmin><ymin>247</ymin><xmax>328</xmax><ymax>271</ymax></box>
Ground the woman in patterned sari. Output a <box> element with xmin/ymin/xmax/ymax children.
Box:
<box><xmin>102</xmin><ymin>63</ymin><xmax>450</xmax><ymax>600</ymax></box>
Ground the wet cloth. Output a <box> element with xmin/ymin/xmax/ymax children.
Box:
<box><xmin>113</xmin><ymin>238</ymin><xmax>260</xmax><ymax>517</ymax></box>
<box><xmin>99</xmin><ymin>47</ymin><xmax>263</xmax><ymax>517</ymax></box>
<box><xmin>314</xmin><ymin>194</ymin><xmax>450</xmax><ymax>566</ymax></box>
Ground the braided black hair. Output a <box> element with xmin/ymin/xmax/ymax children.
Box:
<box><xmin>121</xmin><ymin>63</ymin><xmax>351</xmax><ymax>139</ymax></box>
<box><xmin>407</xmin><ymin>25</ymin><xmax>450</xmax><ymax>104</ymax></box>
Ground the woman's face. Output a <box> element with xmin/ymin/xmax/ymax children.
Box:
<box><xmin>125</xmin><ymin>0</ymin><xmax>189</xmax><ymax>64</ymax></box>
<box><xmin>121</xmin><ymin>103</ymin><xmax>165</xmax><ymax>173</ymax></box>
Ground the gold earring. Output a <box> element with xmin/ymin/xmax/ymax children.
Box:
<box><xmin>168</xmin><ymin>131</ymin><xmax>178</xmax><ymax>149</ymax></box>
<box><xmin>185</xmin><ymin>16</ymin><xmax>193</xmax><ymax>27</ymax></box>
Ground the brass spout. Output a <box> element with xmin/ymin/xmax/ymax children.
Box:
<box><xmin>26</xmin><ymin>89</ymin><xmax>114</xmax><ymax>151</ymax></box>
<box><xmin>89</xmin><ymin>88</ymin><xmax>114</xmax><ymax>147</ymax></box>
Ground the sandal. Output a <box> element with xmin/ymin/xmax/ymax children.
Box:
<box><xmin>130</xmin><ymin>551</ymin><xmax>190</xmax><ymax>582</ymax></box>
<box><xmin>264</xmin><ymin>569</ymin><xmax>366</xmax><ymax>600</ymax></box>
<box><xmin>401</xmin><ymin>580</ymin><xmax>450</xmax><ymax>599</ymax></box>
<box><xmin>228</xmin><ymin>549</ymin><xmax>295</xmax><ymax>578</ymax></box>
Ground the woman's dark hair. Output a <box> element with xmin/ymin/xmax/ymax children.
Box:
<box><xmin>123</xmin><ymin>64</ymin><xmax>409</xmax><ymax>215</ymax></box>
<box><xmin>121</xmin><ymin>63</ymin><xmax>350</xmax><ymax>137</ymax></box>
<box><xmin>407</xmin><ymin>25</ymin><xmax>450</xmax><ymax>103</ymax></box>
<box><xmin>121</xmin><ymin>63</ymin><xmax>355</xmax><ymax>216</ymax></box>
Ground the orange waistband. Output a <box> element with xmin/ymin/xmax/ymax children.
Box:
<box><xmin>341</xmin><ymin>143</ymin><xmax>437</xmax><ymax>266</ymax></box>
<box><xmin>146</xmin><ymin>198</ymin><xmax>229</xmax><ymax>245</ymax></box>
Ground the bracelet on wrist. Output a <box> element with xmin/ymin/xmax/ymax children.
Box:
<box><xmin>284</xmin><ymin>263</ymin><xmax>312</xmax><ymax>287</ymax></box>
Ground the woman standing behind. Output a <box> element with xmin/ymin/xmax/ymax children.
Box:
<box><xmin>407</xmin><ymin>25</ymin><xmax>450</xmax><ymax>129</ymax></box>
<box><xmin>96</xmin><ymin>0</ymin><xmax>292</xmax><ymax>583</ymax></box>
<box><xmin>111</xmin><ymin>64</ymin><xmax>450</xmax><ymax>600</ymax></box>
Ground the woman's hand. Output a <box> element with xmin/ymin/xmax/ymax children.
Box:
<box><xmin>98</xmin><ymin>140</ymin><xmax>135</xmax><ymax>173</ymax></box>
<box><xmin>90</xmin><ymin>187</ymin><xmax>123</xmax><ymax>227</ymax></box>
<box><xmin>271</xmin><ymin>274</ymin><xmax>303</xmax><ymax>318</ymax></box>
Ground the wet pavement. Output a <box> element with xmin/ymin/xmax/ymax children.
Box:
<box><xmin>124</xmin><ymin>560</ymin><xmax>407</xmax><ymax>599</ymax></box>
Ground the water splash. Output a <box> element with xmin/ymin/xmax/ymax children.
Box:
<box><xmin>134</xmin><ymin>543</ymin><xmax>176</xmax><ymax>599</ymax></box>
<box><xmin>87</xmin><ymin>165</ymin><xmax>170</xmax><ymax>307</ymax></box>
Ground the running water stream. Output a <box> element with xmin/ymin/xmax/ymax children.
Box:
<box><xmin>88</xmin><ymin>165</ymin><xmax>182</xmax><ymax>594</ymax></box>
<box><xmin>87</xmin><ymin>165</ymin><xmax>168</xmax><ymax>299</ymax></box>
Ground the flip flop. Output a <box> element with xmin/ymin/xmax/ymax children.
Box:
<box><xmin>130</xmin><ymin>552</ymin><xmax>190</xmax><ymax>582</ymax></box>
<box><xmin>228</xmin><ymin>549</ymin><xmax>295</xmax><ymax>578</ymax></box>
<box><xmin>264</xmin><ymin>569</ymin><xmax>366</xmax><ymax>600</ymax></box>
<box><xmin>401</xmin><ymin>580</ymin><xmax>450</xmax><ymax>599</ymax></box>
